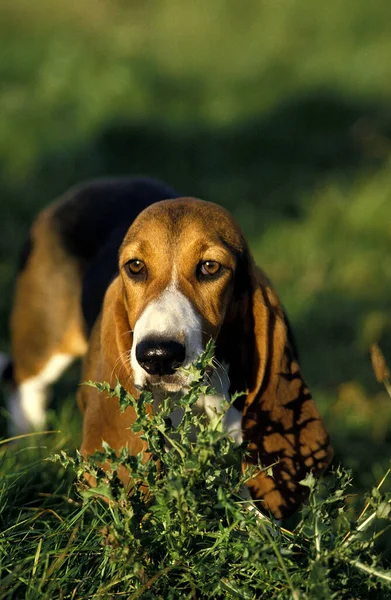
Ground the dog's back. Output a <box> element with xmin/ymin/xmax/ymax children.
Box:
<box><xmin>6</xmin><ymin>177</ymin><xmax>179</xmax><ymax>432</ymax></box>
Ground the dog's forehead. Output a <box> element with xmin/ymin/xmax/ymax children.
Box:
<box><xmin>121</xmin><ymin>198</ymin><xmax>245</xmax><ymax>252</ymax></box>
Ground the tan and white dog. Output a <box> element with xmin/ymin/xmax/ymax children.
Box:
<box><xmin>4</xmin><ymin>177</ymin><xmax>332</xmax><ymax>519</ymax></box>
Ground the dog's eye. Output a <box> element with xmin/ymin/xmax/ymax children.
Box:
<box><xmin>199</xmin><ymin>261</ymin><xmax>222</xmax><ymax>277</ymax></box>
<box><xmin>125</xmin><ymin>259</ymin><xmax>146</xmax><ymax>278</ymax></box>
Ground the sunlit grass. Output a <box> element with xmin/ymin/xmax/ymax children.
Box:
<box><xmin>0</xmin><ymin>0</ymin><xmax>391</xmax><ymax>593</ymax></box>
<box><xmin>0</xmin><ymin>346</ymin><xmax>390</xmax><ymax>598</ymax></box>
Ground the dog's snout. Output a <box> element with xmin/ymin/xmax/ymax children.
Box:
<box><xmin>136</xmin><ymin>339</ymin><xmax>186</xmax><ymax>376</ymax></box>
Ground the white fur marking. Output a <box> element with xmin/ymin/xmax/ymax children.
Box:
<box><xmin>8</xmin><ymin>353</ymin><xmax>73</xmax><ymax>434</ymax></box>
<box><xmin>131</xmin><ymin>284</ymin><xmax>202</xmax><ymax>389</ymax></box>
<box><xmin>198</xmin><ymin>361</ymin><xmax>243</xmax><ymax>446</ymax></box>
<box><xmin>222</xmin><ymin>405</ymin><xmax>243</xmax><ymax>446</ymax></box>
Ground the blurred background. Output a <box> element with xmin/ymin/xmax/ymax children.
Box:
<box><xmin>0</xmin><ymin>0</ymin><xmax>390</xmax><ymax>494</ymax></box>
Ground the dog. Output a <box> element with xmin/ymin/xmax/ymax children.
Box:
<box><xmin>4</xmin><ymin>177</ymin><xmax>332</xmax><ymax>519</ymax></box>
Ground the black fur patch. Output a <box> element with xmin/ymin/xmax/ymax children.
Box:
<box><xmin>18</xmin><ymin>232</ymin><xmax>33</xmax><ymax>273</ymax></box>
<box><xmin>52</xmin><ymin>177</ymin><xmax>179</xmax><ymax>261</ymax></box>
<box><xmin>1</xmin><ymin>359</ymin><xmax>14</xmax><ymax>384</ymax></box>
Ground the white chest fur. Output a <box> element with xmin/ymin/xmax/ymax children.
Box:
<box><xmin>151</xmin><ymin>363</ymin><xmax>243</xmax><ymax>446</ymax></box>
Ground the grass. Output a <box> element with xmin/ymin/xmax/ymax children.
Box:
<box><xmin>1</xmin><ymin>346</ymin><xmax>391</xmax><ymax>599</ymax></box>
<box><xmin>1</xmin><ymin>0</ymin><xmax>391</xmax><ymax>595</ymax></box>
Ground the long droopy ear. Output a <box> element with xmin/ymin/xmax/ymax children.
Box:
<box><xmin>79</xmin><ymin>276</ymin><xmax>134</xmax><ymax>398</ymax></box>
<box><xmin>79</xmin><ymin>276</ymin><xmax>146</xmax><ymax>462</ymax></box>
<box><xmin>220</xmin><ymin>254</ymin><xmax>333</xmax><ymax>519</ymax></box>
<box><xmin>99</xmin><ymin>276</ymin><xmax>134</xmax><ymax>390</ymax></box>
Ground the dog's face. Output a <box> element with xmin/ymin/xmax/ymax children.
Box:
<box><xmin>117</xmin><ymin>198</ymin><xmax>246</xmax><ymax>393</ymax></box>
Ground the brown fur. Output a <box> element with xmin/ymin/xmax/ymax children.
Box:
<box><xmin>11</xmin><ymin>205</ymin><xmax>87</xmax><ymax>384</ymax></box>
<box><xmin>77</xmin><ymin>198</ymin><xmax>332</xmax><ymax>518</ymax></box>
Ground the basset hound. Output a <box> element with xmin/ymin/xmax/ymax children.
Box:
<box><xmin>6</xmin><ymin>177</ymin><xmax>332</xmax><ymax>519</ymax></box>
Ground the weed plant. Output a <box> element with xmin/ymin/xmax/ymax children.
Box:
<box><xmin>0</xmin><ymin>344</ymin><xmax>390</xmax><ymax>598</ymax></box>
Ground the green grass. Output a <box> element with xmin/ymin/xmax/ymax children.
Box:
<box><xmin>1</xmin><ymin>0</ymin><xmax>391</xmax><ymax>595</ymax></box>
<box><xmin>1</xmin><ymin>347</ymin><xmax>391</xmax><ymax>599</ymax></box>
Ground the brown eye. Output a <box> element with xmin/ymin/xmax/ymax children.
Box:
<box><xmin>199</xmin><ymin>261</ymin><xmax>222</xmax><ymax>277</ymax></box>
<box><xmin>125</xmin><ymin>259</ymin><xmax>146</xmax><ymax>278</ymax></box>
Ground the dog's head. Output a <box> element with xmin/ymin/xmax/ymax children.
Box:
<box><xmin>114</xmin><ymin>198</ymin><xmax>246</xmax><ymax>393</ymax></box>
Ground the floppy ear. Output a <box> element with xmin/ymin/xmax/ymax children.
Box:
<box><xmin>79</xmin><ymin>275</ymin><xmax>145</xmax><ymax>461</ymax></box>
<box><xmin>218</xmin><ymin>253</ymin><xmax>333</xmax><ymax>519</ymax></box>
<box><xmin>79</xmin><ymin>275</ymin><xmax>135</xmax><ymax>414</ymax></box>
<box><xmin>98</xmin><ymin>276</ymin><xmax>135</xmax><ymax>389</ymax></box>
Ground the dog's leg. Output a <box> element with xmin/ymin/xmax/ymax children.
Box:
<box><xmin>9</xmin><ymin>353</ymin><xmax>74</xmax><ymax>433</ymax></box>
<box><xmin>9</xmin><ymin>212</ymin><xmax>87</xmax><ymax>434</ymax></box>
<box><xmin>9</xmin><ymin>312</ymin><xmax>87</xmax><ymax>434</ymax></box>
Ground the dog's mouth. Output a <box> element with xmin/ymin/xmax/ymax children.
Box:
<box><xmin>137</xmin><ymin>373</ymin><xmax>189</xmax><ymax>394</ymax></box>
<box><xmin>139</xmin><ymin>364</ymin><xmax>215</xmax><ymax>395</ymax></box>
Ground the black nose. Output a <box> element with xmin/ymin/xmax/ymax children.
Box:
<box><xmin>136</xmin><ymin>339</ymin><xmax>186</xmax><ymax>376</ymax></box>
